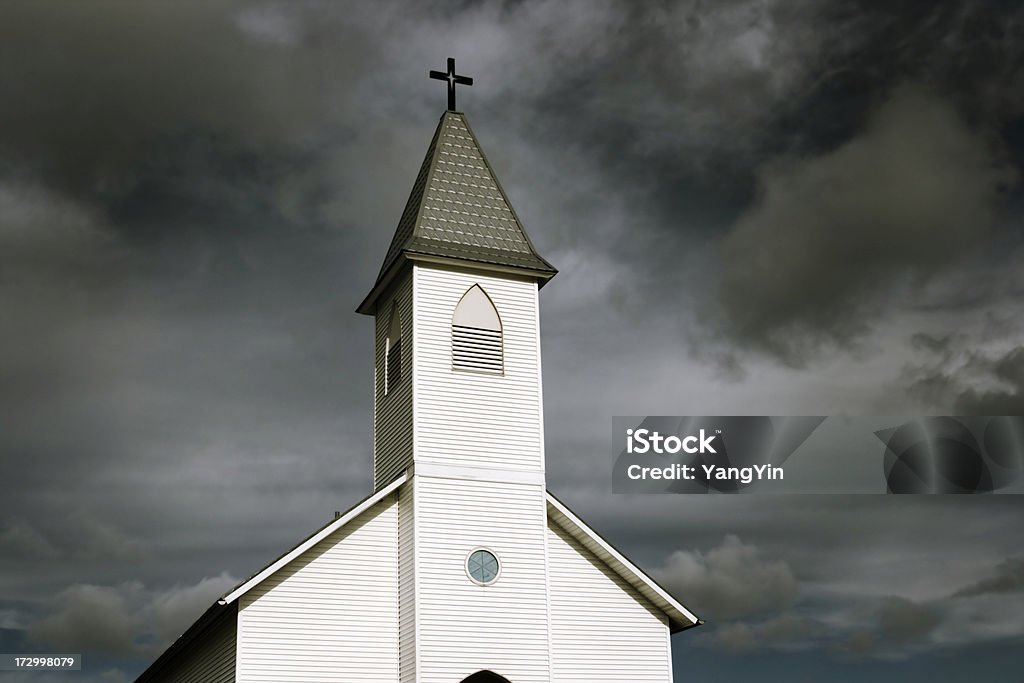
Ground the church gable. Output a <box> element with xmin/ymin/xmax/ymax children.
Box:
<box><xmin>235</xmin><ymin>490</ymin><xmax>400</xmax><ymax>682</ymax></box>
<box><xmin>546</xmin><ymin>493</ymin><xmax>699</xmax><ymax>633</ymax></box>
<box><xmin>547</xmin><ymin>520</ymin><xmax>672</xmax><ymax>682</ymax></box>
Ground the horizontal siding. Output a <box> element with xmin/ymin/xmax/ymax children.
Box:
<box><xmin>548</xmin><ymin>520</ymin><xmax>672</xmax><ymax>682</ymax></box>
<box><xmin>413</xmin><ymin>265</ymin><xmax>542</xmax><ymax>472</ymax></box>
<box><xmin>415</xmin><ymin>476</ymin><xmax>550</xmax><ymax>683</ymax></box>
<box><xmin>237</xmin><ymin>498</ymin><xmax>399</xmax><ymax>682</ymax></box>
<box><xmin>147</xmin><ymin>607</ymin><xmax>236</xmax><ymax>683</ymax></box>
<box><xmin>375</xmin><ymin>272</ymin><xmax>414</xmax><ymax>489</ymax></box>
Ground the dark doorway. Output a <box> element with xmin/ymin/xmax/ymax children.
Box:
<box><xmin>461</xmin><ymin>672</ymin><xmax>511</xmax><ymax>683</ymax></box>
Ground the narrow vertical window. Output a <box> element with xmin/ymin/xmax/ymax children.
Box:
<box><xmin>452</xmin><ymin>285</ymin><xmax>502</xmax><ymax>374</ymax></box>
<box><xmin>385</xmin><ymin>303</ymin><xmax>402</xmax><ymax>394</ymax></box>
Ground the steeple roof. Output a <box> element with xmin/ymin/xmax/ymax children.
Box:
<box><xmin>357</xmin><ymin>111</ymin><xmax>556</xmax><ymax>314</ymax></box>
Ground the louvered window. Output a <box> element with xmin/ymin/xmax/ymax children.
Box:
<box><xmin>385</xmin><ymin>303</ymin><xmax>402</xmax><ymax>394</ymax></box>
<box><xmin>452</xmin><ymin>285</ymin><xmax>502</xmax><ymax>374</ymax></box>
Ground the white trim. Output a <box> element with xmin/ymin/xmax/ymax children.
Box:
<box><xmin>219</xmin><ymin>473</ymin><xmax>408</xmax><ymax>606</ymax></box>
<box><xmin>535</xmin><ymin>281</ymin><xmax>546</xmax><ymax>482</ymax></box>
<box><xmin>545</xmin><ymin>492</ymin><xmax>699</xmax><ymax>627</ymax></box>
<box><xmin>665</xmin><ymin>612</ymin><xmax>675</xmax><ymax>683</ymax></box>
<box><xmin>411</xmin><ymin>475</ymin><xmax>422</xmax><ymax>683</ymax></box>
<box><xmin>541</xmin><ymin>478</ymin><xmax>554</xmax><ymax>682</ymax></box>
<box><xmin>234</xmin><ymin>603</ymin><xmax>244</xmax><ymax>682</ymax></box>
<box><xmin>411</xmin><ymin>461</ymin><xmax>544</xmax><ymax>485</ymax></box>
<box><xmin>411</xmin><ymin>266</ymin><xmax>421</xmax><ymax>683</ymax></box>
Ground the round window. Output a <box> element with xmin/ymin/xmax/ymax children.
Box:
<box><xmin>466</xmin><ymin>548</ymin><xmax>500</xmax><ymax>585</ymax></box>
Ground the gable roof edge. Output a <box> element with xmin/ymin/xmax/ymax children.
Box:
<box><xmin>545</xmin><ymin>490</ymin><xmax>701</xmax><ymax>633</ymax></box>
<box><xmin>219</xmin><ymin>473</ymin><xmax>407</xmax><ymax>605</ymax></box>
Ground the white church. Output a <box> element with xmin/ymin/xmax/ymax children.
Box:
<box><xmin>136</xmin><ymin>67</ymin><xmax>699</xmax><ymax>682</ymax></box>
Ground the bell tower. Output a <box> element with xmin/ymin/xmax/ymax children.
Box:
<box><xmin>357</xmin><ymin>105</ymin><xmax>557</xmax><ymax>491</ymax></box>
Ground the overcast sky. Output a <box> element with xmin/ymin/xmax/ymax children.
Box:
<box><xmin>1</xmin><ymin>1</ymin><xmax>1023</xmax><ymax>681</ymax></box>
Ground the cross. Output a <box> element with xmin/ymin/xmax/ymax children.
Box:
<box><xmin>429</xmin><ymin>57</ymin><xmax>473</xmax><ymax>111</ymax></box>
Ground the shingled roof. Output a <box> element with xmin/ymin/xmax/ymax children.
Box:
<box><xmin>357</xmin><ymin>111</ymin><xmax>556</xmax><ymax>314</ymax></box>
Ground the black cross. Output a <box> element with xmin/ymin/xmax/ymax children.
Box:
<box><xmin>429</xmin><ymin>57</ymin><xmax>473</xmax><ymax>111</ymax></box>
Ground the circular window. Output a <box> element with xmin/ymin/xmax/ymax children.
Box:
<box><xmin>466</xmin><ymin>548</ymin><xmax>500</xmax><ymax>585</ymax></box>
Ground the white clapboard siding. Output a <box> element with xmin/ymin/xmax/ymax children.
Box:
<box><xmin>398</xmin><ymin>480</ymin><xmax>417</xmax><ymax>683</ymax></box>
<box><xmin>413</xmin><ymin>264</ymin><xmax>543</xmax><ymax>472</ymax></box>
<box><xmin>375</xmin><ymin>272</ymin><xmax>414</xmax><ymax>489</ymax></box>
<box><xmin>547</xmin><ymin>520</ymin><xmax>672</xmax><ymax>682</ymax></box>
<box><xmin>236</xmin><ymin>497</ymin><xmax>399</xmax><ymax>683</ymax></box>
<box><xmin>414</xmin><ymin>475</ymin><xmax>550</xmax><ymax>683</ymax></box>
<box><xmin>152</xmin><ymin>607</ymin><xmax>236</xmax><ymax>683</ymax></box>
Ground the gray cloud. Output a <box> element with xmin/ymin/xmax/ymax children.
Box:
<box><xmin>148</xmin><ymin>574</ymin><xmax>241</xmax><ymax>646</ymax></box>
<box><xmin>953</xmin><ymin>557</ymin><xmax>1024</xmax><ymax>598</ymax></box>
<box><xmin>0</xmin><ymin>2</ymin><xmax>361</xmax><ymax>196</ymax></box>
<box><xmin>709</xmin><ymin>86</ymin><xmax>1017</xmax><ymax>363</ymax></box>
<box><xmin>27</xmin><ymin>583</ymin><xmax>143</xmax><ymax>656</ymax></box>
<box><xmin>0</xmin><ymin>520</ymin><xmax>60</xmax><ymax>560</ymax></box>
<box><xmin>26</xmin><ymin>573</ymin><xmax>238</xmax><ymax>657</ymax></box>
<box><xmin>877</xmin><ymin>596</ymin><xmax>943</xmax><ymax>645</ymax></box>
<box><xmin>697</xmin><ymin>613</ymin><xmax>816</xmax><ymax>654</ymax></box>
<box><xmin>903</xmin><ymin>324</ymin><xmax>1024</xmax><ymax>414</ymax></box>
<box><xmin>656</xmin><ymin>534</ymin><xmax>797</xmax><ymax>621</ymax></box>
<box><xmin>955</xmin><ymin>348</ymin><xmax>1024</xmax><ymax>414</ymax></box>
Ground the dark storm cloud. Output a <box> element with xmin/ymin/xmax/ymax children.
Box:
<box><xmin>903</xmin><ymin>326</ymin><xmax>1024</xmax><ymax>414</ymax></box>
<box><xmin>701</xmin><ymin>613</ymin><xmax>816</xmax><ymax>654</ymax></box>
<box><xmin>876</xmin><ymin>596</ymin><xmax>943</xmax><ymax>645</ymax></box>
<box><xmin>708</xmin><ymin>86</ymin><xmax>1018</xmax><ymax>364</ymax></box>
<box><xmin>0</xmin><ymin>8</ymin><xmax>387</xmax><ymax>659</ymax></box>
<box><xmin>25</xmin><ymin>574</ymin><xmax>238</xmax><ymax>657</ymax></box>
<box><xmin>956</xmin><ymin>347</ymin><xmax>1024</xmax><ymax>414</ymax></box>
<box><xmin>836</xmin><ymin>597</ymin><xmax>943</xmax><ymax>658</ymax></box>
<box><xmin>0</xmin><ymin>2</ymin><xmax>361</xmax><ymax>197</ymax></box>
<box><xmin>953</xmin><ymin>557</ymin><xmax>1024</xmax><ymax>598</ymax></box>
<box><xmin>27</xmin><ymin>584</ymin><xmax>141</xmax><ymax>656</ymax></box>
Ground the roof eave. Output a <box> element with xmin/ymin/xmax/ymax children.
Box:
<box><xmin>357</xmin><ymin>251</ymin><xmax>557</xmax><ymax>315</ymax></box>
<box><xmin>356</xmin><ymin>257</ymin><xmax>412</xmax><ymax>315</ymax></box>
<box><xmin>134</xmin><ymin>602</ymin><xmax>234</xmax><ymax>682</ymax></box>
<box><xmin>406</xmin><ymin>251</ymin><xmax>556</xmax><ymax>284</ymax></box>
<box><xmin>545</xmin><ymin>491</ymin><xmax>701</xmax><ymax>633</ymax></box>
<box><xmin>220</xmin><ymin>473</ymin><xmax>407</xmax><ymax>604</ymax></box>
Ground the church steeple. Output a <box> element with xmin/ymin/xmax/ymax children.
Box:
<box><xmin>357</xmin><ymin>110</ymin><xmax>556</xmax><ymax>315</ymax></box>
<box><xmin>361</xmin><ymin>103</ymin><xmax>556</xmax><ymax>490</ymax></box>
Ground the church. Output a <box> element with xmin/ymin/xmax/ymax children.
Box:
<box><xmin>136</xmin><ymin>61</ymin><xmax>700</xmax><ymax>683</ymax></box>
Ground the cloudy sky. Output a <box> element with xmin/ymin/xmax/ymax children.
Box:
<box><xmin>1</xmin><ymin>1</ymin><xmax>1023</xmax><ymax>681</ymax></box>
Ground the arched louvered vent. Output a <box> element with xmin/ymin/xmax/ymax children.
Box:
<box><xmin>452</xmin><ymin>285</ymin><xmax>502</xmax><ymax>374</ymax></box>
<box><xmin>385</xmin><ymin>303</ymin><xmax>402</xmax><ymax>394</ymax></box>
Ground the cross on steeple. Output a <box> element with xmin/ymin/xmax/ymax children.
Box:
<box><xmin>429</xmin><ymin>57</ymin><xmax>473</xmax><ymax>111</ymax></box>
